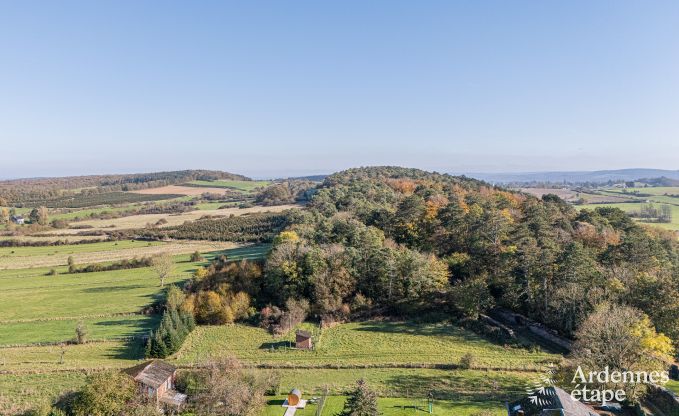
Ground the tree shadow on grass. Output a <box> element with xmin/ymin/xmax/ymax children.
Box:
<box><xmin>93</xmin><ymin>315</ymin><xmax>160</xmax><ymax>336</ymax></box>
<box><xmin>103</xmin><ymin>337</ymin><xmax>147</xmax><ymax>360</ymax></box>
<box><xmin>353</xmin><ymin>321</ymin><xmax>477</xmax><ymax>339</ymax></box>
<box><xmin>82</xmin><ymin>284</ymin><xmax>147</xmax><ymax>293</ymax></box>
<box><xmin>260</xmin><ymin>341</ymin><xmax>293</xmax><ymax>350</ymax></box>
<box><xmin>266</xmin><ymin>399</ymin><xmax>286</xmax><ymax>406</ymax></box>
<box><xmin>384</xmin><ymin>372</ymin><xmax>526</xmax><ymax>402</ymax></box>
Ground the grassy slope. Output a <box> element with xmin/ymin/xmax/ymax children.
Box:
<box><xmin>175</xmin><ymin>321</ymin><xmax>556</xmax><ymax>369</ymax></box>
<box><xmin>262</xmin><ymin>396</ymin><xmax>507</xmax><ymax>416</ymax></box>
<box><xmin>0</xmin><ymin>243</ymin><xmax>274</xmax><ymax>413</ymax></box>
<box><xmin>0</xmin><ymin>245</ymin><xmax>269</xmax><ymax>339</ymax></box>
<box><xmin>0</xmin><ymin>240</ymin><xmax>162</xmax><ymax>258</ymax></box>
<box><xmin>0</xmin><ymin>314</ymin><xmax>160</xmax><ymax>346</ymax></box>
<box><xmin>187</xmin><ymin>179</ymin><xmax>271</xmax><ymax>192</ymax></box>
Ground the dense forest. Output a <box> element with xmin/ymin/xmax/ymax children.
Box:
<box><xmin>188</xmin><ymin>167</ymin><xmax>679</xmax><ymax>355</ymax></box>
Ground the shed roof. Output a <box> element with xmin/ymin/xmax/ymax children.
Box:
<box><xmin>544</xmin><ymin>387</ymin><xmax>600</xmax><ymax>416</ymax></box>
<box><xmin>126</xmin><ymin>360</ymin><xmax>176</xmax><ymax>388</ymax></box>
<box><xmin>296</xmin><ymin>330</ymin><xmax>311</xmax><ymax>338</ymax></box>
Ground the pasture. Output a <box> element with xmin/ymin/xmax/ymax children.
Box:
<box><xmin>0</xmin><ymin>240</ymin><xmax>238</xmax><ymax>269</ymax></box>
<box><xmin>187</xmin><ymin>179</ymin><xmax>271</xmax><ymax>192</ymax></box>
<box><xmin>262</xmin><ymin>396</ymin><xmax>508</xmax><ymax>416</ymax></box>
<box><xmin>175</xmin><ymin>321</ymin><xmax>557</xmax><ymax>370</ymax></box>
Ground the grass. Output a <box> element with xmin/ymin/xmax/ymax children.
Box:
<box><xmin>0</xmin><ymin>239</ymin><xmax>238</xmax><ymax>269</ymax></box>
<box><xmin>262</xmin><ymin>396</ymin><xmax>507</xmax><ymax>416</ymax></box>
<box><xmin>0</xmin><ymin>240</ymin><xmax>161</xmax><ymax>258</ymax></box>
<box><xmin>0</xmin><ymin>314</ymin><xmax>160</xmax><ymax>346</ymax></box>
<box><xmin>0</xmin><ymin>244</ymin><xmax>269</xmax><ymax>323</ymax></box>
<box><xmin>603</xmin><ymin>186</ymin><xmax>679</xmax><ymax>197</ymax></box>
<box><xmin>0</xmin><ymin>243</ymin><xmax>274</xmax><ymax>412</ymax></box>
<box><xmin>0</xmin><ymin>262</ymin><xmax>191</xmax><ymax>323</ymax></box>
<box><xmin>267</xmin><ymin>367</ymin><xmax>530</xmax><ymax>400</ymax></box>
<box><xmin>49</xmin><ymin>205</ymin><xmax>141</xmax><ymax>221</ymax></box>
<box><xmin>0</xmin><ymin>372</ymin><xmax>87</xmax><ymax>414</ymax></box>
<box><xmin>666</xmin><ymin>380</ymin><xmax>679</xmax><ymax>394</ymax></box>
<box><xmin>174</xmin><ymin>321</ymin><xmax>557</xmax><ymax>369</ymax></box>
<box><xmin>187</xmin><ymin>179</ymin><xmax>271</xmax><ymax>192</ymax></box>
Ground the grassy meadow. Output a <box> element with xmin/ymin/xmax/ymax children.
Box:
<box><xmin>262</xmin><ymin>396</ymin><xmax>508</xmax><ymax>416</ymax></box>
<box><xmin>578</xmin><ymin>202</ymin><xmax>679</xmax><ymax>232</ymax></box>
<box><xmin>174</xmin><ymin>321</ymin><xmax>557</xmax><ymax>369</ymax></box>
<box><xmin>187</xmin><ymin>179</ymin><xmax>271</xmax><ymax>192</ymax></box>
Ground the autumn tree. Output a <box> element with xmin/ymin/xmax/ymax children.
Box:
<box><xmin>151</xmin><ymin>253</ymin><xmax>174</xmax><ymax>287</ymax></box>
<box><xmin>190</xmin><ymin>357</ymin><xmax>271</xmax><ymax>416</ymax></box>
<box><xmin>29</xmin><ymin>206</ymin><xmax>49</xmax><ymax>225</ymax></box>
<box><xmin>75</xmin><ymin>320</ymin><xmax>88</xmax><ymax>344</ymax></box>
<box><xmin>571</xmin><ymin>303</ymin><xmax>674</xmax><ymax>402</ymax></box>
<box><xmin>71</xmin><ymin>372</ymin><xmax>136</xmax><ymax>416</ymax></box>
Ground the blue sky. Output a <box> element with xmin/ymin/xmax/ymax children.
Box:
<box><xmin>1</xmin><ymin>1</ymin><xmax>678</xmax><ymax>178</ymax></box>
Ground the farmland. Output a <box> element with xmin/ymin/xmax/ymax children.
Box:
<box><xmin>131</xmin><ymin>185</ymin><xmax>235</xmax><ymax>196</ymax></box>
<box><xmin>576</xmin><ymin>185</ymin><xmax>679</xmax><ymax>232</ymax></box>
<box><xmin>186</xmin><ymin>179</ymin><xmax>271</xmax><ymax>192</ymax></box>
<box><xmin>17</xmin><ymin>191</ymin><xmax>182</xmax><ymax>209</ymax></box>
<box><xmin>0</xmin><ymin>242</ymin><xmax>272</xmax><ymax>413</ymax></box>
<box><xmin>37</xmin><ymin>204</ymin><xmax>299</xmax><ymax>234</ymax></box>
<box><xmin>175</xmin><ymin>321</ymin><xmax>556</xmax><ymax>369</ymax></box>
<box><xmin>0</xmin><ymin>240</ymin><xmax>238</xmax><ymax>270</ymax></box>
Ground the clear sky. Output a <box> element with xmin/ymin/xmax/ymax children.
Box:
<box><xmin>1</xmin><ymin>1</ymin><xmax>678</xmax><ymax>179</ymax></box>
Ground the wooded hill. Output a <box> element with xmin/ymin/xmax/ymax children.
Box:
<box><xmin>259</xmin><ymin>166</ymin><xmax>679</xmax><ymax>350</ymax></box>
<box><xmin>0</xmin><ymin>170</ymin><xmax>249</xmax><ymax>205</ymax></box>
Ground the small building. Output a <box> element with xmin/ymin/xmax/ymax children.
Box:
<box><xmin>125</xmin><ymin>360</ymin><xmax>186</xmax><ymax>409</ymax></box>
<box><xmin>287</xmin><ymin>389</ymin><xmax>302</xmax><ymax>406</ymax></box>
<box><xmin>10</xmin><ymin>215</ymin><xmax>24</xmax><ymax>225</ymax></box>
<box><xmin>282</xmin><ymin>388</ymin><xmax>307</xmax><ymax>416</ymax></box>
<box><xmin>295</xmin><ymin>330</ymin><xmax>312</xmax><ymax>350</ymax></box>
<box><xmin>508</xmin><ymin>387</ymin><xmax>600</xmax><ymax>416</ymax></box>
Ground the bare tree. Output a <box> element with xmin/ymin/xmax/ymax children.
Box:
<box><xmin>152</xmin><ymin>253</ymin><xmax>174</xmax><ymax>287</ymax></box>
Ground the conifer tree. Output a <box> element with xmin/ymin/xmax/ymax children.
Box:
<box><xmin>337</xmin><ymin>379</ymin><xmax>378</xmax><ymax>416</ymax></box>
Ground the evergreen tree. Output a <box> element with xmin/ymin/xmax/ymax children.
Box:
<box><xmin>337</xmin><ymin>379</ymin><xmax>378</xmax><ymax>416</ymax></box>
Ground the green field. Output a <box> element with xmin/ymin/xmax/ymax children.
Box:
<box><xmin>0</xmin><ymin>372</ymin><xmax>88</xmax><ymax>413</ymax></box>
<box><xmin>0</xmin><ymin>314</ymin><xmax>159</xmax><ymax>346</ymax></box>
<box><xmin>187</xmin><ymin>179</ymin><xmax>271</xmax><ymax>192</ymax></box>
<box><xmin>667</xmin><ymin>380</ymin><xmax>679</xmax><ymax>394</ymax></box>
<box><xmin>175</xmin><ymin>321</ymin><xmax>557</xmax><ymax>370</ymax></box>
<box><xmin>578</xmin><ymin>202</ymin><xmax>679</xmax><ymax>231</ymax></box>
<box><xmin>262</xmin><ymin>396</ymin><xmax>507</xmax><ymax>416</ymax></box>
<box><xmin>0</xmin><ymin>243</ymin><xmax>275</xmax><ymax>415</ymax></box>
<box><xmin>603</xmin><ymin>186</ymin><xmax>679</xmax><ymax>197</ymax></box>
<box><xmin>0</xmin><ymin>240</ymin><xmax>162</xmax><ymax>259</ymax></box>
<box><xmin>49</xmin><ymin>205</ymin><xmax>141</xmax><ymax>221</ymax></box>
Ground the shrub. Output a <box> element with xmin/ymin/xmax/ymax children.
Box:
<box><xmin>190</xmin><ymin>251</ymin><xmax>205</xmax><ymax>262</ymax></box>
<box><xmin>75</xmin><ymin>321</ymin><xmax>88</xmax><ymax>344</ymax></box>
<box><xmin>459</xmin><ymin>352</ymin><xmax>475</xmax><ymax>369</ymax></box>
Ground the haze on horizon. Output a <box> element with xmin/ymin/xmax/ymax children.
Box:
<box><xmin>1</xmin><ymin>1</ymin><xmax>678</xmax><ymax>179</ymax></box>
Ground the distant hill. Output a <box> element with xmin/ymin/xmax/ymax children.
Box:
<box><xmin>281</xmin><ymin>174</ymin><xmax>328</xmax><ymax>182</ymax></box>
<box><xmin>464</xmin><ymin>168</ymin><xmax>679</xmax><ymax>184</ymax></box>
<box><xmin>0</xmin><ymin>170</ymin><xmax>250</xmax><ymax>205</ymax></box>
